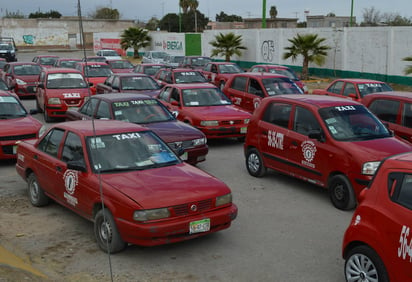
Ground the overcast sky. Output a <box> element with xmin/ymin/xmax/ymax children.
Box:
<box><xmin>1</xmin><ymin>0</ymin><xmax>411</xmax><ymax>22</ymax></box>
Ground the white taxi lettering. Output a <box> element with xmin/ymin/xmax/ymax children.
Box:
<box><xmin>63</xmin><ymin>93</ymin><xmax>81</xmax><ymax>98</ymax></box>
<box><xmin>398</xmin><ymin>225</ymin><xmax>412</xmax><ymax>263</ymax></box>
<box><xmin>268</xmin><ymin>130</ymin><xmax>284</xmax><ymax>150</ymax></box>
<box><xmin>112</xmin><ymin>133</ymin><xmax>141</xmax><ymax>140</ymax></box>
<box><xmin>335</xmin><ymin>105</ymin><xmax>356</xmax><ymax>111</ymax></box>
<box><xmin>114</xmin><ymin>101</ymin><xmax>130</xmax><ymax>107</ymax></box>
<box><xmin>233</xmin><ymin>97</ymin><xmax>242</xmax><ymax>105</ymax></box>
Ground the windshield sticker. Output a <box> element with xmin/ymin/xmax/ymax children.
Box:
<box><xmin>335</xmin><ymin>105</ymin><xmax>356</xmax><ymax>111</ymax></box>
<box><xmin>180</xmin><ymin>72</ymin><xmax>196</xmax><ymax>76</ymax></box>
<box><xmin>301</xmin><ymin>140</ymin><xmax>316</xmax><ymax>168</ymax></box>
<box><xmin>114</xmin><ymin>101</ymin><xmax>130</xmax><ymax>107</ymax></box>
<box><xmin>268</xmin><ymin>130</ymin><xmax>284</xmax><ymax>150</ymax></box>
<box><xmin>365</xmin><ymin>83</ymin><xmax>382</xmax><ymax>88</ymax></box>
<box><xmin>90</xmin><ymin>137</ymin><xmax>105</xmax><ymax>149</ymax></box>
<box><xmin>63</xmin><ymin>170</ymin><xmax>79</xmax><ymax>207</ymax></box>
<box><xmin>325</xmin><ymin>118</ymin><xmax>337</xmax><ymax>124</ymax></box>
<box><xmin>188</xmin><ymin>101</ymin><xmax>199</xmax><ymax>106</ymax></box>
<box><xmin>267</xmin><ymin>91</ymin><xmax>276</xmax><ymax>95</ymax></box>
<box><xmin>112</xmin><ymin>132</ymin><xmax>141</xmax><ymax>140</ymax></box>
<box><xmin>329</xmin><ymin>126</ymin><xmax>338</xmax><ymax>135</ymax></box>
<box><xmin>398</xmin><ymin>225</ymin><xmax>412</xmax><ymax>263</ymax></box>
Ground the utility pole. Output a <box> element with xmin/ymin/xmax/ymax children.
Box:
<box><xmin>262</xmin><ymin>0</ymin><xmax>267</xmax><ymax>28</ymax></box>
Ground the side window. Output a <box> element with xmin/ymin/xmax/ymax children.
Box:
<box><xmin>248</xmin><ymin>79</ymin><xmax>264</xmax><ymax>97</ymax></box>
<box><xmin>37</xmin><ymin>128</ymin><xmax>65</xmax><ymax>158</ymax></box>
<box><xmin>293</xmin><ymin>106</ymin><xmax>321</xmax><ymax>135</ymax></box>
<box><xmin>170</xmin><ymin>88</ymin><xmax>180</xmax><ymax>103</ymax></box>
<box><xmin>231</xmin><ymin>76</ymin><xmax>247</xmax><ymax>91</ymax></box>
<box><xmin>96</xmin><ymin>101</ymin><xmax>111</xmax><ymax>119</ymax></box>
<box><xmin>343</xmin><ymin>83</ymin><xmax>356</xmax><ymax>97</ymax></box>
<box><xmin>389</xmin><ymin>173</ymin><xmax>412</xmax><ymax>210</ymax></box>
<box><xmin>262</xmin><ymin>102</ymin><xmax>292</xmax><ymax>128</ymax></box>
<box><xmin>165</xmin><ymin>72</ymin><xmax>173</xmax><ymax>84</ymax></box>
<box><xmin>402</xmin><ymin>103</ymin><xmax>412</xmax><ymax>128</ymax></box>
<box><xmin>61</xmin><ymin>132</ymin><xmax>85</xmax><ymax>166</ymax></box>
<box><xmin>80</xmin><ymin>98</ymin><xmax>99</xmax><ymax>116</ymax></box>
<box><xmin>369</xmin><ymin>99</ymin><xmax>400</xmax><ymax>123</ymax></box>
<box><xmin>328</xmin><ymin>81</ymin><xmax>344</xmax><ymax>94</ymax></box>
<box><xmin>112</xmin><ymin>77</ymin><xmax>120</xmax><ymax>89</ymax></box>
<box><xmin>158</xmin><ymin>87</ymin><xmax>172</xmax><ymax>101</ymax></box>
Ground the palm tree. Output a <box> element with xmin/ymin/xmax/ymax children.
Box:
<box><xmin>209</xmin><ymin>32</ymin><xmax>247</xmax><ymax>62</ymax></box>
<box><xmin>403</xmin><ymin>56</ymin><xmax>412</xmax><ymax>75</ymax></box>
<box><xmin>269</xmin><ymin>6</ymin><xmax>278</xmax><ymax>19</ymax></box>
<box><xmin>120</xmin><ymin>27</ymin><xmax>151</xmax><ymax>59</ymax></box>
<box><xmin>283</xmin><ymin>33</ymin><xmax>330</xmax><ymax>80</ymax></box>
<box><xmin>188</xmin><ymin>0</ymin><xmax>199</xmax><ymax>32</ymax></box>
<box><xmin>179</xmin><ymin>0</ymin><xmax>190</xmax><ymax>13</ymax></box>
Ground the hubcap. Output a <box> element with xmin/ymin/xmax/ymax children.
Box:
<box><xmin>30</xmin><ymin>181</ymin><xmax>39</xmax><ymax>201</ymax></box>
<box><xmin>248</xmin><ymin>153</ymin><xmax>260</xmax><ymax>173</ymax></box>
<box><xmin>334</xmin><ymin>183</ymin><xmax>345</xmax><ymax>201</ymax></box>
<box><xmin>346</xmin><ymin>253</ymin><xmax>378</xmax><ymax>282</ymax></box>
<box><xmin>100</xmin><ymin>221</ymin><xmax>111</xmax><ymax>242</ymax></box>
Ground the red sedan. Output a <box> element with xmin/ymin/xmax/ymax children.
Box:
<box><xmin>202</xmin><ymin>62</ymin><xmax>244</xmax><ymax>90</ymax></box>
<box><xmin>15</xmin><ymin>120</ymin><xmax>237</xmax><ymax>252</ymax></box>
<box><xmin>75</xmin><ymin>62</ymin><xmax>113</xmax><ymax>95</ymax></box>
<box><xmin>1</xmin><ymin>62</ymin><xmax>42</xmax><ymax>98</ymax></box>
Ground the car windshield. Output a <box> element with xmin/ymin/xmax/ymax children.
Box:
<box><xmin>219</xmin><ymin>64</ymin><xmax>243</xmax><ymax>74</ymax></box>
<box><xmin>103</xmin><ymin>50</ymin><xmax>119</xmax><ymax>56</ymax></box>
<box><xmin>121</xmin><ymin>76</ymin><xmax>160</xmax><ymax>91</ymax></box>
<box><xmin>182</xmin><ymin>87</ymin><xmax>232</xmax><ymax>107</ymax></box>
<box><xmin>262</xmin><ymin>77</ymin><xmax>303</xmax><ymax>95</ymax></box>
<box><xmin>0</xmin><ymin>96</ymin><xmax>27</xmax><ymax>118</ymax></box>
<box><xmin>59</xmin><ymin>60</ymin><xmax>81</xmax><ymax>68</ymax></box>
<box><xmin>13</xmin><ymin>65</ymin><xmax>42</xmax><ymax>76</ymax></box>
<box><xmin>46</xmin><ymin>73</ymin><xmax>88</xmax><ymax>89</ymax></box>
<box><xmin>143</xmin><ymin>66</ymin><xmax>163</xmax><ymax>76</ymax></box>
<box><xmin>112</xmin><ymin>98</ymin><xmax>174</xmax><ymax>124</ymax></box>
<box><xmin>0</xmin><ymin>44</ymin><xmax>12</xmax><ymax>51</ymax></box>
<box><xmin>191</xmin><ymin>57</ymin><xmax>211</xmax><ymax>67</ymax></box>
<box><xmin>151</xmin><ymin>52</ymin><xmax>168</xmax><ymax>59</ymax></box>
<box><xmin>110</xmin><ymin>60</ymin><xmax>133</xmax><ymax>69</ymax></box>
<box><xmin>39</xmin><ymin>57</ymin><xmax>58</xmax><ymax>65</ymax></box>
<box><xmin>84</xmin><ymin>65</ymin><xmax>112</xmax><ymax>77</ymax></box>
<box><xmin>357</xmin><ymin>83</ymin><xmax>393</xmax><ymax>97</ymax></box>
<box><xmin>174</xmin><ymin>71</ymin><xmax>208</xmax><ymax>83</ymax></box>
<box><xmin>268</xmin><ymin>68</ymin><xmax>299</xmax><ymax>80</ymax></box>
<box><xmin>87</xmin><ymin>131</ymin><xmax>180</xmax><ymax>173</ymax></box>
<box><xmin>170</xmin><ymin>56</ymin><xmax>184</xmax><ymax>63</ymax></box>
<box><xmin>319</xmin><ymin>105</ymin><xmax>392</xmax><ymax>141</ymax></box>
<box><xmin>85</xmin><ymin>57</ymin><xmax>107</xmax><ymax>63</ymax></box>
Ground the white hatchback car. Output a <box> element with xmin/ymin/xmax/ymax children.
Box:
<box><xmin>96</xmin><ymin>49</ymin><xmax>122</xmax><ymax>61</ymax></box>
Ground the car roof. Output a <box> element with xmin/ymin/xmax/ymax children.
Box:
<box><xmin>363</xmin><ymin>91</ymin><xmax>412</xmax><ymax>100</ymax></box>
<box><xmin>231</xmin><ymin>72</ymin><xmax>290</xmax><ymax>79</ymax></box>
<box><xmin>334</xmin><ymin>78</ymin><xmax>387</xmax><ymax>83</ymax></box>
<box><xmin>56</xmin><ymin>58</ymin><xmax>81</xmax><ymax>61</ymax></box>
<box><xmin>110</xmin><ymin>73</ymin><xmax>149</xmax><ymax>78</ymax></box>
<box><xmin>252</xmin><ymin>64</ymin><xmax>289</xmax><ymax>69</ymax></box>
<box><xmin>165</xmin><ymin>83</ymin><xmax>217</xmax><ymax>89</ymax></box>
<box><xmin>264</xmin><ymin>94</ymin><xmax>362</xmax><ymax>108</ymax></box>
<box><xmin>7</xmin><ymin>62</ymin><xmax>39</xmax><ymax>66</ymax></box>
<box><xmin>42</xmin><ymin>67</ymin><xmax>82</xmax><ymax>74</ymax></box>
<box><xmin>52</xmin><ymin>120</ymin><xmax>147</xmax><ymax>136</ymax></box>
<box><xmin>92</xmin><ymin>93</ymin><xmax>154</xmax><ymax>101</ymax></box>
<box><xmin>166</xmin><ymin>68</ymin><xmax>202</xmax><ymax>72</ymax></box>
<box><xmin>77</xmin><ymin>62</ymin><xmax>109</xmax><ymax>66</ymax></box>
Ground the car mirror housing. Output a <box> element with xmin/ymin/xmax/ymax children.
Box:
<box><xmin>67</xmin><ymin>160</ymin><xmax>87</xmax><ymax>173</ymax></box>
<box><xmin>308</xmin><ymin>130</ymin><xmax>325</xmax><ymax>143</ymax></box>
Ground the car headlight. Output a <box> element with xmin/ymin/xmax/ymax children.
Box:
<box><xmin>48</xmin><ymin>97</ymin><xmax>61</xmax><ymax>104</ymax></box>
<box><xmin>244</xmin><ymin>118</ymin><xmax>250</xmax><ymax>124</ymax></box>
<box><xmin>193</xmin><ymin>137</ymin><xmax>206</xmax><ymax>146</ymax></box>
<box><xmin>15</xmin><ymin>78</ymin><xmax>27</xmax><ymax>85</ymax></box>
<box><xmin>133</xmin><ymin>208</ymin><xmax>170</xmax><ymax>222</ymax></box>
<box><xmin>216</xmin><ymin>193</ymin><xmax>232</xmax><ymax>207</ymax></box>
<box><xmin>200</xmin><ymin>120</ymin><xmax>219</xmax><ymax>126</ymax></box>
<box><xmin>362</xmin><ymin>161</ymin><xmax>380</xmax><ymax>175</ymax></box>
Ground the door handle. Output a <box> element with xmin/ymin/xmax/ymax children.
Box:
<box><xmin>56</xmin><ymin>166</ymin><xmax>62</xmax><ymax>172</ymax></box>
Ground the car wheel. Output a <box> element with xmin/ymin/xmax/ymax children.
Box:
<box><xmin>219</xmin><ymin>81</ymin><xmax>225</xmax><ymax>90</ymax></box>
<box><xmin>345</xmin><ymin>245</ymin><xmax>389</xmax><ymax>282</ymax></box>
<box><xmin>246</xmin><ymin>148</ymin><xmax>266</xmax><ymax>177</ymax></box>
<box><xmin>328</xmin><ymin>175</ymin><xmax>356</xmax><ymax>210</ymax></box>
<box><xmin>94</xmin><ymin>209</ymin><xmax>127</xmax><ymax>254</ymax></box>
<box><xmin>43</xmin><ymin>107</ymin><xmax>53</xmax><ymax>123</ymax></box>
<box><xmin>27</xmin><ymin>173</ymin><xmax>49</xmax><ymax>207</ymax></box>
<box><xmin>35</xmin><ymin>99</ymin><xmax>42</xmax><ymax>113</ymax></box>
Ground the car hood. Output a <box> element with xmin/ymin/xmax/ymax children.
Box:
<box><xmin>87</xmin><ymin>77</ymin><xmax>107</xmax><ymax>85</ymax></box>
<box><xmin>101</xmin><ymin>163</ymin><xmax>230</xmax><ymax>209</ymax></box>
<box><xmin>0</xmin><ymin>116</ymin><xmax>42</xmax><ymax>136</ymax></box>
<box><xmin>186</xmin><ymin>105</ymin><xmax>250</xmax><ymax>120</ymax></box>
<box><xmin>141</xmin><ymin>120</ymin><xmax>204</xmax><ymax>142</ymax></box>
<box><xmin>14</xmin><ymin>75</ymin><xmax>39</xmax><ymax>83</ymax></box>
<box><xmin>43</xmin><ymin>88</ymin><xmax>90</xmax><ymax>98</ymax></box>
<box><xmin>121</xmin><ymin>89</ymin><xmax>161</xmax><ymax>97</ymax></box>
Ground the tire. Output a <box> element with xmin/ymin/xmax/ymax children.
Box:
<box><xmin>27</xmin><ymin>173</ymin><xmax>49</xmax><ymax>207</ymax></box>
<box><xmin>345</xmin><ymin>245</ymin><xmax>389</xmax><ymax>282</ymax></box>
<box><xmin>246</xmin><ymin>148</ymin><xmax>266</xmax><ymax>177</ymax></box>
<box><xmin>35</xmin><ymin>98</ymin><xmax>42</xmax><ymax>113</ymax></box>
<box><xmin>328</xmin><ymin>175</ymin><xmax>356</xmax><ymax>210</ymax></box>
<box><xmin>43</xmin><ymin>107</ymin><xmax>53</xmax><ymax>123</ymax></box>
<box><xmin>94</xmin><ymin>209</ymin><xmax>127</xmax><ymax>254</ymax></box>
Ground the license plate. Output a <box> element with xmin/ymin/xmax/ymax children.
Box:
<box><xmin>189</xmin><ymin>218</ymin><xmax>210</xmax><ymax>234</ymax></box>
<box><xmin>181</xmin><ymin>151</ymin><xmax>188</xmax><ymax>161</ymax></box>
<box><xmin>240</xmin><ymin>127</ymin><xmax>247</xmax><ymax>134</ymax></box>
<box><xmin>12</xmin><ymin>145</ymin><xmax>17</xmax><ymax>154</ymax></box>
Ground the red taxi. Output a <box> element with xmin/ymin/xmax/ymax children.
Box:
<box><xmin>342</xmin><ymin>152</ymin><xmax>412</xmax><ymax>281</ymax></box>
<box><xmin>157</xmin><ymin>83</ymin><xmax>251</xmax><ymax>139</ymax></box>
<box><xmin>107</xmin><ymin>59</ymin><xmax>134</xmax><ymax>73</ymax></box>
<box><xmin>202</xmin><ymin>62</ymin><xmax>244</xmax><ymax>90</ymax></box>
<box><xmin>15</xmin><ymin>120</ymin><xmax>237</xmax><ymax>253</ymax></box>
<box><xmin>362</xmin><ymin>91</ymin><xmax>412</xmax><ymax>144</ymax></box>
<box><xmin>133</xmin><ymin>63</ymin><xmax>167</xmax><ymax>77</ymax></box>
<box><xmin>1</xmin><ymin>62</ymin><xmax>42</xmax><ymax>98</ymax></box>
<box><xmin>53</xmin><ymin>58</ymin><xmax>82</xmax><ymax>69</ymax></box>
<box><xmin>153</xmin><ymin>68</ymin><xmax>208</xmax><ymax>87</ymax></box>
<box><xmin>65</xmin><ymin>93</ymin><xmax>208</xmax><ymax>165</ymax></box>
<box><xmin>0</xmin><ymin>91</ymin><xmax>44</xmax><ymax>159</ymax></box>
<box><xmin>75</xmin><ymin>62</ymin><xmax>113</xmax><ymax>95</ymax></box>
<box><xmin>95</xmin><ymin>73</ymin><xmax>161</xmax><ymax>96</ymax></box>
<box><xmin>32</xmin><ymin>55</ymin><xmax>59</xmax><ymax>68</ymax></box>
<box><xmin>36</xmin><ymin>68</ymin><xmax>91</xmax><ymax>122</ymax></box>
<box><xmin>222</xmin><ymin>72</ymin><xmax>303</xmax><ymax>113</ymax></box>
<box><xmin>312</xmin><ymin>78</ymin><xmax>393</xmax><ymax>102</ymax></box>
<box><xmin>244</xmin><ymin>95</ymin><xmax>412</xmax><ymax>210</ymax></box>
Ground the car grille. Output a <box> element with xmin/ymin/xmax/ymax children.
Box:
<box><xmin>26</xmin><ymin>86</ymin><xmax>36</xmax><ymax>93</ymax></box>
<box><xmin>64</xmin><ymin>99</ymin><xmax>83</xmax><ymax>106</ymax></box>
<box><xmin>172</xmin><ymin>199</ymin><xmax>213</xmax><ymax>216</ymax></box>
<box><xmin>220</xmin><ymin>120</ymin><xmax>244</xmax><ymax>125</ymax></box>
<box><xmin>0</xmin><ymin>133</ymin><xmax>37</xmax><ymax>141</ymax></box>
<box><xmin>167</xmin><ymin>140</ymin><xmax>197</xmax><ymax>150</ymax></box>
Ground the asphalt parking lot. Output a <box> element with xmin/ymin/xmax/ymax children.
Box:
<box><xmin>0</xmin><ymin>50</ymin><xmax>353</xmax><ymax>281</ymax></box>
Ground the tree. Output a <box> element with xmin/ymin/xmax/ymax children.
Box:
<box><xmin>269</xmin><ymin>6</ymin><xmax>278</xmax><ymax>19</ymax></box>
<box><xmin>120</xmin><ymin>27</ymin><xmax>151</xmax><ymax>59</ymax></box>
<box><xmin>215</xmin><ymin>12</ymin><xmax>242</xmax><ymax>22</ymax></box>
<box><xmin>159</xmin><ymin>13</ymin><xmax>180</xmax><ymax>32</ymax></box>
<box><xmin>283</xmin><ymin>33</ymin><xmax>330</xmax><ymax>80</ymax></box>
<box><xmin>145</xmin><ymin>17</ymin><xmax>160</xmax><ymax>31</ymax></box>
<box><xmin>179</xmin><ymin>0</ymin><xmax>190</xmax><ymax>13</ymax></box>
<box><xmin>3</xmin><ymin>10</ymin><xmax>25</xmax><ymax>18</ymax></box>
<box><xmin>90</xmin><ymin>7</ymin><xmax>120</xmax><ymax>20</ymax></box>
<box><xmin>403</xmin><ymin>56</ymin><xmax>412</xmax><ymax>75</ymax></box>
<box><xmin>326</xmin><ymin>12</ymin><xmax>336</xmax><ymax>17</ymax></box>
<box><xmin>188</xmin><ymin>0</ymin><xmax>199</xmax><ymax>32</ymax></box>
<box><xmin>209</xmin><ymin>32</ymin><xmax>247</xmax><ymax>62</ymax></box>
<box><xmin>29</xmin><ymin>10</ymin><xmax>61</xmax><ymax>18</ymax></box>
<box><xmin>361</xmin><ymin>7</ymin><xmax>381</xmax><ymax>26</ymax></box>
<box><xmin>382</xmin><ymin>13</ymin><xmax>412</xmax><ymax>26</ymax></box>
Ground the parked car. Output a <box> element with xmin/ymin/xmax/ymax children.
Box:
<box><xmin>362</xmin><ymin>91</ymin><xmax>412</xmax><ymax>144</ymax></box>
<box><xmin>157</xmin><ymin>83</ymin><xmax>251</xmax><ymax>140</ymax></box>
<box><xmin>0</xmin><ymin>37</ymin><xmax>17</xmax><ymax>62</ymax></box>
<box><xmin>82</xmin><ymin>56</ymin><xmax>107</xmax><ymax>63</ymax></box>
<box><xmin>53</xmin><ymin>58</ymin><xmax>82</xmax><ymax>69</ymax></box>
<box><xmin>95</xmin><ymin>73</ymin><xmax>161</xmax><ymax>96</ymax></box>
<box><xmin>202</xmin><ymin>62</ymin><xmax>244</xmax><ymax>90</ymax></box>
<box><xmin>1</xmin><ymin>62</ymin><xmax>42</xmax><ymax>98</ymax></box>
<box><xmin>15</xmin><ymin>120</ymin><xmax>237</xmax><ymax>252</ymax></box>
<box><xmin>142</xmin><ymin>51</ymin><xmax>168</xmax><ymax>64</ymax></box>
<box><xmin>75</xmin><ymin>62</ymin><xmax>113</xmax><ymax>95</ymax></box>
<box><xmin>312</xmin><ymin>78</ymin><xmax>393</xmax><ymax>102</ymax></box>
<box><xmin>35</xmin><ymin>67</ymin><xmax>91</xmax><ymax>122</ymax></box>
<box><xmin>95</xmin><ymin>49</ymin><xmax>122</xmax><ymax>61</ymax></box>
<box><xmin>0</xmin><ymin>91</ymin><xmax>44</xmax><ymax>159</ymax></box>
<box><xmin>244</xmin><ymin>94</ymin><xmax>412</xmax><ymax>210</ymax></box>
<box><xmin>249</xmin><ymin>64</ymin><xmax>307</xmax><ymax>93</ymax></box>
<box><xmin>106</xmin><ymin>59</ymin><xmax>134</xmax><ymax>73</ymax></box>
<box><xmin>66</xmin><ymin>93</ymin><xmax>208</xmax><ymax>165</ymax></box>
<box><xmin>32</xmin><ymin>55</ymin><xmax>59</xmax><ymax>68</ymax></box>
<box><xmin>0</xmin><ymin>58</ymin><xmax>7</xmax><ymax>69</ymax></box>
<box><xmin>153</xmin><ymin>68</ymin><xmax>208</xmax><ymax>87</ymax></box>
<box><xmin>133</xmin><ymin>63</ymin><xmax>167</xmax><ymax>77</ymax></box>
<box><xmin>222</xmin><ymin>72</ymin><xmax>303</xmax><ymax>113</ymax></box>
<box><xmin>180</xmin><ymin>56</ymin><xmax>212</xmax><ymax>70</ymax></box>
<box><xmin>342</xmin><ymin>151</ymin><xmax>412</xmax><ymax>282</ymax></box>
<box><xmin>164</xmin><ymin>54</ymin><xmax>185</xmax><ymax>68</ymax></box>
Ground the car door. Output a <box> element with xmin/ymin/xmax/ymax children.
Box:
<box><xmin>368</xmin><ymin>98</ymin><xmax>405</xmax><ymax>140</ymax></box>
<box><xmin>244</xmin><ymin>78</ymin><xmax>265</xmax><ymax>112</ymax></box>
<box><xmin>225</xmin><ymin>76</ymin><xmax>247</xmax><ymax>109</ymax></box>
<box><xmin>342</xmin><ymin>82</ymin><xmax>359</xmax><ymax>101</ymax></box>
<box><xmin>326</xmin><ymin>80</ymin><xmax>344</xmax><ymax>97</ymax></box>
<box><xmin>400</xmin><ymin>102</ymin><xmax>412</xmax><ymax>143</ymax></box>
<box><xmin>77</xmin><ymin>98</ymin><xmax>100</xmax><ymax>120</ymax></box>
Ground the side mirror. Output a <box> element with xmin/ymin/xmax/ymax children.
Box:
<box><xmin>171</xmin><ymin>100</ymin><xmax>180</xmax><ymax>107</ymax></box>
<box><xmin>37</xmin><ymin>83</ymin><xmax>44</xmax><ymax>89</ymax></box>
<box><xmin>348</xmin><ymin>93</ymin><xmax>357</xmax><ymax>99</ymax></box>
<box><xmin>67</xmin><ymin>160</ymin><xmax>87</xmax><ymax>172</ymax></box>
<box><xmin>29</xmin><ymin>109</ymin><xmax>38</xmax><ymax>115</ymax></box>
<box><xmin>308</xmin><ymin>130</ymin><xmax>325</xmax><ymax>143</ymax></box>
